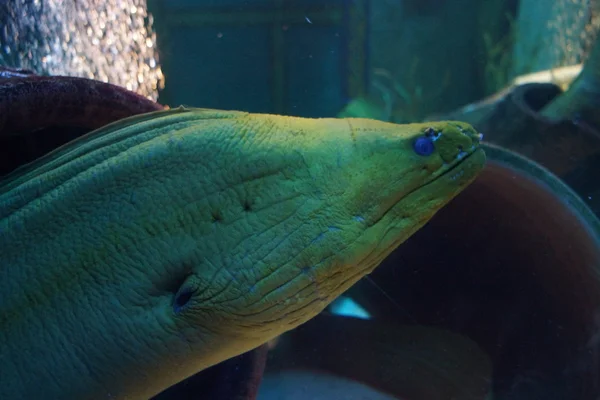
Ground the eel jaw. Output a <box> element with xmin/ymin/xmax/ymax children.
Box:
<box><xmin>316</xmin><ymin>147</ymin><xmax>487</xmax><ymax>304</ymax></box>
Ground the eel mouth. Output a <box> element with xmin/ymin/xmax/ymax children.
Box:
<box><xmin>436</xmin><ymin>147</ymin><xmax>486</xmax><ymax>183</ymax></box>
<box><xmin>361</xmin><ymin>147</ymin><xmax>485</xmax><ymax>263</ymax></box>
<box><xmin>368</xmin><ymin>147</ymin><xmax>485</xmax><ymax>229</ymax></box>
<box><xmin>404</xmin><ymin>146</ymin><xmax>486</xmax><ymax>207</ymax></box>
<box><xmin>353</xmin><ymin>146</ymin><xmax>485</xmax><ymax>276</ymax></box>
<box><xmin>424</xmin><ymin>147</ymin><xmax>485</xmax><ymax>188</ymax></box>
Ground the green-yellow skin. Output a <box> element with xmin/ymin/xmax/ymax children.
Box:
<box><xmin>0</xmin><ymin>107</ymin><xmax>485</xmax><ymax>399</ymax></box>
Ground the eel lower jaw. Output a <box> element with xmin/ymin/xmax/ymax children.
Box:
<box><xmin>437</xmin><ymin>147</ymin><xmax>486</xmax><ymax>183</ymax></box>
<box><xmin>414</xmin><ymin>146</ymin><xmax>486</xmax><ymax>197</ymax></box>
<box><xmin>367</xmin><ymin>147</ymin><xmax>485</xmax><ymax>229</ymax></box>
<box><xmin>357</xmin><ymin>147</ymin><xmax>485</xmax><ymax>267</ymax></box>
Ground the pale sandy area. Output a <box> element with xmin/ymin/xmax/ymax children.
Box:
<box><xmin>258</xmin><ymin>369</ymin><xmax>403</xmax><ymax>400</ymax></box>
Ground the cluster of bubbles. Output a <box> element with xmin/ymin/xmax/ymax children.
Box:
<box><xmin>0</xmin><ymin>0</ymin><xmax>164</xmax><ymax>100</ymax></box>
<box><xmin>510</xmin><ymin>0</ymin><xmax>599</xmax><ymax>78</ymax></box>
<box><xmin>547</xmin><ymin>0</ymin><xmax>599</xmax><ymax>66</ymax></box>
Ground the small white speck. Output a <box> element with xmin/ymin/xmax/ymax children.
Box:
<box><xmin>451</xmin><ymin>170</ymin><xmax>465</xmax><ymax>181</ymax></box>
<box><xmin>305</xmin><ymin>16</ymin><xmax>312</xmax><ymax>24</ymax></box>
<box><xmin>353</xmin><ymin>215</ymin><xmax>365</xmax><ymax>223</ymax></box>
<box><xmin>589</xmin><ymin>196</ymin><xmax>593</xmax><ymax>200</ymax></box>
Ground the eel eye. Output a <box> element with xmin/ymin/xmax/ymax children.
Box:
<box><xmin>413</xmin><ymin>137</ymin><xmax>435</xmax><ymax>156</ymax></box>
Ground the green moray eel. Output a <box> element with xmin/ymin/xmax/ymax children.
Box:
<box><xmin>0</xmin><ymin>107</ymin><xmax>485</xmax><ymax>399</ymax></box>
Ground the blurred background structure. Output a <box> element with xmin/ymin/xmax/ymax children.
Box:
<box><xmin>2</xmin><ymin>0</ymin><xmax>598</xmax><ymax>120</ymax></box>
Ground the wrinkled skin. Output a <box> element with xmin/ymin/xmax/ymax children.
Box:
<box><xmin>0</xmin><ymin>107</ymin><xmax>485</xmax><ymax>399</ymax></box>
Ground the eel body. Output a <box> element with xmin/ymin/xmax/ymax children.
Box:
<box><xmin>0</xmin><ymin>107</ymin><xmax>485</xmax><ymax>399</ymax></box>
